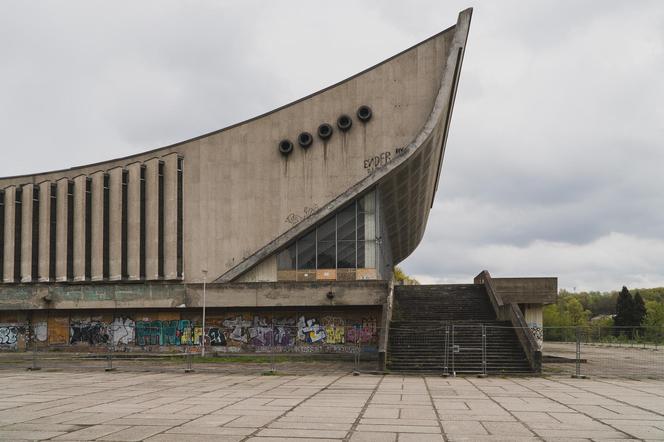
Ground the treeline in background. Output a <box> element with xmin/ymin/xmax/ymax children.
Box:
<box><xmin>543</xmin><ymin>286</ymin><xmax>664</xmax><ymax>343</ymax></box>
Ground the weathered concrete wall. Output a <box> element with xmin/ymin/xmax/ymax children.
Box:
<box><xmin>0</xmin><ymin>281</ymin><xmax>388</xmax><ymax>310</ymax></box>
<box><xmin>492</xmin><ymin>277</ymin><xmax>558</xmax><ymax>304</ymax></box>
<box><xmin>0</xmin><ymin>307</ymin><xmax>381</xmax><ymax>353</ymax></box>
<box><xmin>0</xmin><ymin>10</ymin><xmax>470</xmax><ymax>285</ymax></box>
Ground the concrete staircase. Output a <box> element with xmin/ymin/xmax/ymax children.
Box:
<box><xmin>387</xmin><ymin>284</ymin><xmax>533</xmax><ymax>374</ymax></box>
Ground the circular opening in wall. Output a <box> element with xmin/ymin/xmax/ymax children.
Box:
<box><xmin>357</xmin><ymin>105</ymin><xmax>372</xmax><ymax>122</ymax></box>
<box><xmin>317</xmin><ymin>123</ymin><xmax>333</xmax><ymax>140</ymax></box>
<box><xmin>337</xmin><ymin>114</ymin><xmax>352</xmax><ymax>132</ymax></box>
<box><xmin>278</xmin><ymin>139</ymin><xmax>294</xmax><ymax>156</ymax></box>
<box><xmin>298</xmin><ymin>131</ymin><xmax>313</xmax><ymax>148</ymax></box>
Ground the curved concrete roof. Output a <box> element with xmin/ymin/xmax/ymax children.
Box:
<box><xmin>0</xmin><ymin>9</ymin><xmax>472</xmax><ymax>285</ymax></box>
<box><xmin>220</xmin><ymin>9</ymin><xmax>472</xmax><ymax>281</ymax></box>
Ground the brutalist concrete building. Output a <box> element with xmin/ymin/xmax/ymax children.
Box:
<box><xmin>0</xmin><ymin>9</ymin><xmax>555</xmax><ymax>372</ymax></box>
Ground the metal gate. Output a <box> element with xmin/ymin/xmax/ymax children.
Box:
<box><xmin>450</xmin><ymin>323</ymin><xmax>486</xmax><ymax>376</ymax></box>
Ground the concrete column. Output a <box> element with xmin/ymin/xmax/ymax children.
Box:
<box><xmin>162</xmin><ymin>154</ymin><xmax>179</xmax><ymax>280</ymax></box>
<box><xmin>37</xmin><ymin>181</ymin><xmax>51</xmax><ymax>282</ymax></box>
<box><xmin>126</xmin><ymin>162</ymin><xmax>142</xmax><ymax>280</ymax></box>
<box><xmin>72</xmin><ymin>175</ymin><xmax>87</xmax><ymax>281</ymax></box>
<box><xmin>55</xmin><ymin>178</ymin><xmax>69</xmax><ymax>282</ymax></box>
<box><xmin>20</xmin><ymin>184</ymin><xmax>33</xmax><ymax>282</ymax></box>
<box><xmin>90</xmin><ymin>171</ymin><xmax>104</xmax><ymax>280</ymax></box>
<box><xmin>2</xmin><ymin>186</ymin><xmax>16</xmax><ymax>283</ymax></box>
<box><xmin>144</xmin><ymin>158</ymin><xmax>160</xmax><ymax>280</ymax></box>
<box><xmin>107</xmin><ymin>167</ymin><xmax>123</xmax><ymax>280</ymax></box>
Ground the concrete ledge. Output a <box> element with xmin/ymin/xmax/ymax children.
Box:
<box><xmin>492</xmin><ymin>277</ymin><xmax>558</xmax><ymax>304</ymax></box>
<box><xmin>0</xmin><ymin>281</ymin><xmax>388</xmax><ymax>310</ymax></box>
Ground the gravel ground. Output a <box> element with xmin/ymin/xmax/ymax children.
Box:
<box><xmin>544</xmin><ymin>342</ymin><xmax>664</xmax><ymax>378</ymax></box>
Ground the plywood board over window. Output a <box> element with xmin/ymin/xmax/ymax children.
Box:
<box><xmin>48</xmin><ymin>315</ymin><xmax>69</xmax><ymax>344</ymax></box>
<box><xmin>316</xmin><ymin>269</ymin><xmax>336</xmax><ymax>280</ymax></box>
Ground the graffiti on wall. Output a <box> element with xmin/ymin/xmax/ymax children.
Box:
<box><xmin>345</xmin><ymin>317</ymin><xmax>377</xmax><ymax>344</ymax></box>
<box><xmin>285</xmin><ymin>205</ymin><xmax>319</xmax><ymax>225</ymax></box>
<box><xmin>0</xmin><ymin>312</ymin><xmax>379</xmax><ymax>353</ymax></box>
<box><xmin>322</xmin><ymin>316</ymin><xmax>344</xmax><ymax>344</ymax></box>
<box><xmin>0</xmin><ymin>326</ymin><xmax>21</xmax><ymax>347</ymax></box>
<box><xmin>110</xmin><ymin>317</ymin><xmax>135</xmax><ymax>345</ymax></box>
<box><xmin>208</xmin><ymin>328</ymin><xmax>226</xmax><ymax>345</ymax></box>
<box><xmin>298</xmin><ymin>316</ymin><xmax>326</xmax><ymax>343</ymax></box>
<box><xmin>34</xmin><ymin>322</ymin><xmax>48</xmax><ymax>342</ymax></box>
<box><xmin>70</xmin><ymin>321</ymin><xmax>109</xmax><ymax>345</ymax></box>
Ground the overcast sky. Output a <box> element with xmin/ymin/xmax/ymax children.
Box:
<box><xmin>1</xmin><ymin>1</ymin><xmax>662</xmax><ymax>291</ymax></box>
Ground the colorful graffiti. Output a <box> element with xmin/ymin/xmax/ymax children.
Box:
<box><xmin>135</xmin><ymin>320</ymin><xmax>193</xmax><ymax>346</ymax></box>
<box><xmin>322</xmin><ymin>316</ymin><xmax>345</xmax><ymax>344</ymax></box>
<box><xmin>298</xmin><ymin>316</ymin><xmax>326</xmax><ymax>343</ymax></box>
<box><xmin>0</xmin><ymin>312</ymin><xmax>379</xmax><ymax>352</ymax></box>
<box><xmin>345</xmin><ymin>317</ymin><xmax>377</xmax><ymax>344</ymax></box>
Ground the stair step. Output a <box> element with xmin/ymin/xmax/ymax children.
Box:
<box><xmin>388</xmin><ymin>284</ymin><xmax>534</xmax><ymax>374</ymax></box>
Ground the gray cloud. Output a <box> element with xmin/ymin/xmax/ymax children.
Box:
<box><xmin>1</xmin><ymin>1</ymin><xmax>662</xmax><ymax>291</ymax></box>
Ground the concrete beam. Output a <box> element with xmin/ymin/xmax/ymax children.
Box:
<box><xmin>2</xmin><ymin>185</ymin><xmax>16</xmax><ymax>283</ymax></box>
<box><xmin>37</xmin><ymin>181</ymin><xmax>52</xmax><ymax>282</ymax></box>
<box><xmin>90</xmin><ymin>171</ymin><xmax>105</xmax><ymax>280</ymax></box>
<box><xmin>492</xmin><ymin>277</ymin><xmax>558</xmax><ymax>304</ymax></box>
<box><xmin>55</xmin><ymin>178</ymin><xmax>70</xmax><ymax>282</ymax></box>
<box><xmin>0</xmin><ymin>281</ymin><xmax>387</xmax><ymax>310</ymax></box>
<box><xmin>126</xmin><ymin>162</ymin><xmax>142</xmax><ymax>280</ymax></box>
<box><xmin>144</xmin><ymin>158</ymin><xmax>160</xmax><ymax>280</ymax></box>
<box><xmin>162</xmin><ymin>153</ymin><xmax>179</xmax><ymax>280</ymax></box>
<box><xmin>20</xmin><ymin>184</ymin><xmax>33</xmax><ymax>282</ymax></box>
<box><xmin>72</xmin><ymin>175</ymin><xmax>87</xmax><ymax>281</ymax></box>
<box><xmin>107</xmin><ymin>167</ymin><xmax>123</xmax><ymax>281</ymax></box>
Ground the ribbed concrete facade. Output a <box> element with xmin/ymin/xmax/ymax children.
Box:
<box><xmin>0</xmin><ymin>155</ymin><xmax>183</xmax><ymax>285</ymax></box>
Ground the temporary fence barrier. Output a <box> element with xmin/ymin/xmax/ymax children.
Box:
<box><xmin>2</xmin><ymin>323</ymin><xmax>663</xmax><ymax>378</ymax></box>
<box><xmin>0</xmin><ymin>323</ymin><xmax>380</xmax><ymax>376</ymax></box>
<box><xmin>543</xmin><ymin>325</ymin><xmax>664</xmax><ymax>378</ymax></box>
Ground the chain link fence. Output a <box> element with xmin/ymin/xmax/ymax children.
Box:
<box><xmin>0</xmin><ymin>323</ymin><xmax>381</xmax><ymax>375</ymax></box>
<box><xmin>388</xmin><ymin>322</ymin><xmax>525</xmax><ymax>377</ymax></box>
<box><xmin>2</xmin><ymin>322</ymin><xmax>663</xmax><ymax>378</ymax></box>
<box><xmin>543</xmin><ymin>325</ymin><xmax>664</xmax><ymax>378</ymax></box>
<box><xmin>388</xmin><ymin>323</ymin><xmax>664</xmax><ymax>378</ymax></box>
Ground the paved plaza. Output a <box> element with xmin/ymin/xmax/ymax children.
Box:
<box><xmin>0</xmin><ymin>370</ymin><xmax>663</xmax><ymax>441</ymax></box>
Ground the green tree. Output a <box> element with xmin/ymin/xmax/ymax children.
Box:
<box><xmin>632</xmin><ymin>292</ymin><xmax>647</xmax><ymax>326</ymax></box>
<box><xmin>644</xmin><ymin>301</ymin><xmax>664</xmax><ymax>327</ymax></box>
<box><xmin>614</xmin><ymin>286</ymin><xmax>633</xmax><ymax>330</ymax></box>
<box><xmin>565</xmin><ymin>297</ymin><xmax>590</xmax><ymax>326</ymax></box>
<box><xmin>393</xmin><ymin>266</ymin><xmax>419</xmax><ymax>285</ymax></box>
<box><xmin>644</xmin><ymin>300</ymin><xmax>664</xmax><ymax>342</ymax></box>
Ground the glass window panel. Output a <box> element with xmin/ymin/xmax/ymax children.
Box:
<box><xmin>358</xmin><ymin>191</ymin><xmax>375</xmax><ymax>213</ymax></box>
<box><xmin>317</xmin><ymin>217</ymin><xmax>336</xmax><ymax>242</ymax></box>
<box><xmin>363</xmin><ymin>212</ymin><xmax>375</xmax><ymax>241</ymax></box>
<box><xmin>297</xmin><ymin>230</ymin><xmax>316</xmax><ymax>269</ymax></box>
<box><xmin>317</xmin><ymin>240</ymin><xmax>336</xmax><ymax>269</ymax></box>
<box><xmin>357</xmin><ymin>212</ymin><xmax>365</xmax><ymax>241</ymax></box>
<box><xmin>357</xmin><ymin>240</ymin><xmax>376</xmax><ymax>268</ymax></box>
<box><xmin>337</xmin><ymin>241</ymin><xmax>356</xmax><ymax>269</ymax></box>
<box><xmin>277</xmin><ymin>243</ymin><xmax>296</xmax><ymax>270</ymax></box>
<box><xmin>337</xmin><ymin>203</ymin><xmax>356</xmax><ymax>242</ymax></box>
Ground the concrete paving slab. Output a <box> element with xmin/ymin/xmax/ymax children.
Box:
<box><xmin>1</xmin><ymin>371</ymin><xmax>663</xmax><ymax>441</ymax></box>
